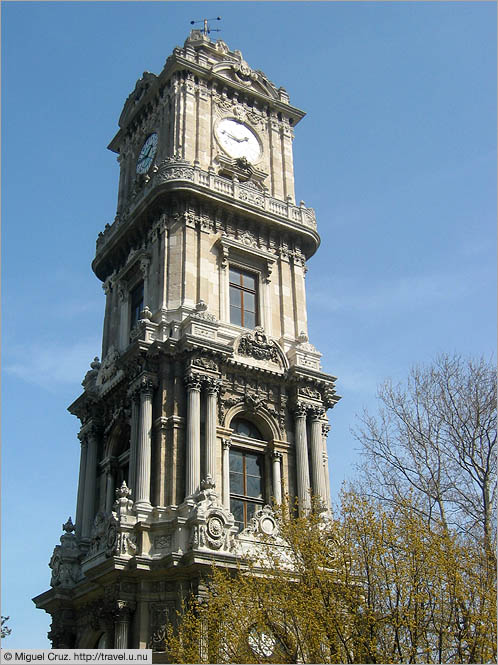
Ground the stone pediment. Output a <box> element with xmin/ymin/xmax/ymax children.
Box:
<box><xmin>119</xmin><ymin>71</ymin><xmax>159</xmax><ymax>129</ymax></box>
<box><xmin>212</xmin><ymin>60</ymin><xmax>279</xmax><ymax>100</ymax></box>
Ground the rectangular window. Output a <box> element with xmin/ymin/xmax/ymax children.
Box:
<box><xmin>229</xmin><ymin>267</ymin><xmax>258</xmax><ymax>329</ymax></box>
<box><xmin>130</xmin><ymin>282</ymin><xmax>144</xmax><ymax>330</ymax></box>
<box><xmin>229</xmin><ymin>449</ymin><xmax>264</xmax><ymax>532</ymax></box>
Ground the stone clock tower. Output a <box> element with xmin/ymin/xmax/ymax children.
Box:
<box><xmin>33</xmin><ymin>30</ymin><xmax>340</xmax><ymax>653</ymax></box>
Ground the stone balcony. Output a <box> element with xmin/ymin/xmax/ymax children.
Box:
<box><xmin>96</xmin><ymin>159</ymin><xmax>318</xmax><ymax>256</ymax></box>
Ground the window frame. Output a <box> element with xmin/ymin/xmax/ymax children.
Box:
<box><xmin>229</xmin><ymin>447</ymin><xmax>265</xmax><ymax>532</ymax></box>
<box><xmin>229</xmin><ymin>265</ymin><xmax>259</xmax><ymax>330</ymax></box>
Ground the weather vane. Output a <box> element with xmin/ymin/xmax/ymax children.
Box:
<box><xmin>190</xmin><ymin>16</ymin><xmax>222</xmax><ymax>36</ymax></box>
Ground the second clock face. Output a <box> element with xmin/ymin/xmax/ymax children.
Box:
<box><xmin>136</xmin><ymin>133</ymin><xmax>158</xmax><ymax>174</ymax></box>
<box><xmin>215</xmin><ymin>119</ymin><xmax>261</xmax><ymax>163</ymax></box>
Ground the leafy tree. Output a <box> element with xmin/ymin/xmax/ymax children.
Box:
<box><xmin>164</xmin><ymin>493</ymin><xmax>496</xmax><ymax>664</ymax></box>
<box><xmin>354</xmin><ymin>354</ymin><xmax>496</xmax><ymax>560</ymax></box>
<box><xmin>1</xmin><ymin>616</ymin><xmax>12</xmax><ymax>639</ymax></box>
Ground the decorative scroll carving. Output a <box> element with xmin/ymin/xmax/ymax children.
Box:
<box><xmin>96</xmin><ymin>347</ymin><xmax>121</xmax><ymax>386</ymax></box>
<box><xmin>237</xmin><ymin>327</ymin><xmax>280</xmax><ymax>364</ymax></box>
<box><xmin>241</xmin><ymin>505</ymin><xmax>277</xmax><ymax>538</ymax></box>
<box><xmin>188</xmin><ymin>477</ymin><xmax>236</xmax><ymax>552</ymax></box>
<box><xmin>87</xmin><ymin>509</ymin><xmax>137</xmax><ymax>559</ymax></box>
<box><xmin>191</xmin><ymin>355</ymin><xmax>219</xmax><ymax>373</ymax></box>
<box><xmin>298</xmin><ymin>386</ymin><xmax>322</xmax><ymax>401</ymax></box>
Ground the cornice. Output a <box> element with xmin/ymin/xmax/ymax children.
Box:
<box><xmin>93</xmin><ymin>161</ymin><xmax>319</xmax><ymax>281</ymax></box>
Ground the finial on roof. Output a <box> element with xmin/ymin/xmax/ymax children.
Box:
<box><xmin>190</xmin><ymin>16</ymin><xmax>222</xmax><ymax>36</ymax></box>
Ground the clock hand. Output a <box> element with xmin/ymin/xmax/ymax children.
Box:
<box><xmin>220</xmin><ymin>129</ymin><xmax>249</xmax><ymax>143</ymax></box>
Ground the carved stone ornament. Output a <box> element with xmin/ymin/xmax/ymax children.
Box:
<box><xmin>113</xmin><ymin>481</ymin><xmax>134</xmax><ymax>517</ymax></box>
<box><xmin>191</xmin><ymin>300</ymin><xmax>217</xmax><ymax>322</ymax></box>
<box><xmin>188</xmin><ymin>477</ymin><xmax>236</xmax><ymax>552</ymax></box>
<box><xmin>244</xmin><ymin>392</ymin><xmax>264</xmax><ymax>412</ymax></box>
<box><xmin>96</xmin><ymin>346</ymin><xmax>121</xmax><ymax>386</ymax></box>
<box><xmin>82</xmin><ymin>357</ymin><xmax>101</xmax><ymax>391</ymax></box>
<box><xmin>191</xmin><ymin>355</ymin><xmax>219</xmax><ymax>373</ymax></box>
<box><xmin>237</xmin><ymin>327</ymin><xmax>281</xmax><ymax>365</ymax></box>
<box><xmin>297</xmin><ymin>331</ymin><xmax>319</xmax><ymax>354</ymax></box>
<box><xmin>241</xmin><ymin>505</ymin><xmax>278</xmax><ymax>538</ymax></box>
<box><xmin>148</xmin><ymin>602</ymin><xmax>176</xmax><ymax>651</ymax></box>
<box><xmin>298</xmin><ymin>385</ymin><xmax>322</xmax><ymax>401</ymax></box>
<box><xmin>87</xmin><ymin>511</ymin><xmax>137</xmax><ymax>559</ymax></box>
<box><xmin>49</xmin><ymin>517</ymin><xmax>81</xmax><ymax>588</ymax></box>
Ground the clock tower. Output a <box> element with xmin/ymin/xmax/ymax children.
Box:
<box><xmin>33</xmin><ymin>29</ymin><xmax>340</xmax><ymax>653</ymax></box>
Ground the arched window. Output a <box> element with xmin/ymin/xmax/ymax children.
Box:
<box><xmin>231</xmin><ymin>417</ymin><xmax>263</xmax><ymax>440</ymax></box>
<box><xmin>229</xmin><ymin>418</ymin><xmax>265</xmax><ymax>532</ymax></box>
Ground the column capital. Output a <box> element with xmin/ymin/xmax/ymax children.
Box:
<box><xmin>222</xmin><ymin>438</ymin><xmax>232</xmax><ymax>450</ymax></box>
<box><xmin>138</xmin><ymin>375</ymin><xmax>156</xmax><ymax>396</ymax></box>
<box><xmin>271</xmin><ymin>450</ymin><xmax>283</xmax><ymax>462</ymax></box>
<box><xmin>294</xmin><ymin>401</ymin><xmax>308</xmax><ymax>418</ymax></box>
<box><xmin>203</xmin><ymin>375</ymin><xmax>222</xmax><ymax>394</ymax></box>
<box><xmin>309</xmin><ymin>405</ymin><xmax>325</xmax><ymax>421</ymax></box>
<box><xmin>115</xmin><ymin>600</ymin><xmax>135</xmax><ymax>619</ymax></box>
<box><xmin>79</xmin><ymin>421</ymin><xmax>101</xmax><ymax>442</ymax></box>
<box><xmin>322</xmin><ymin>423</ymin><xmax>331</xmax><ymax>437</ymax></box>
<box><xmin>184</xmin><ymin>371</ymin><xmax>203</xmax><ymax>391</ymax></box>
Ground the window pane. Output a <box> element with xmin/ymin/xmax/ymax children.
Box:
<box><xmin>244</xmin><ymin>310</ymin><xmax>255</xmax><ymax>329</ymax></box>
<box><xmin>230</xmin><ymin>471</ymin><xmax>244</xmax><ymax>495</ymax></box>
<box><xmin>230</xmin><ymin>305</ymin><xmax>242</xmax><ymax>326</ymax></box>
<box><xmin>229</xmin><ymin>269</ymin><xmax>241</xmax><ymax>285</ymax></box>
<box><xmin>245</xmin><ymin>453</ymin><xmax>262</xmax><ymax>475</ymax></box>
<box><xmin>242</xmin><ymin>273</ymin><xmax>256</xmax><ymax>290</ymax></box>
<box><xmin>229</xmin><ymin>285</ymin><xmax>241</xmax><ymax>307</ymax></box>
<box><xmin>229</xmin><ymin>450</ymin><xmax>243</xmax><ymax>472</ymax></box>
<box><xmin>244</xmin><ymin>292</ymin><xmax>255</xmax><ymax>312</ymax></box>
<box><xmin>246</xmin><ymin>474</ymin><xmax>263</xmax><ymax>499</ymax></box>
<box><xmin>230</xmin><ymin>498</ymin><xmax>244</xmax><ymax>525</ymax></box>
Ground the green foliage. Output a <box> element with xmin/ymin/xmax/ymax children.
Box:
<box><xmin>164</xmin><ymin>495</ymin><xmax>496</xmax><ymax>664</ymax></box>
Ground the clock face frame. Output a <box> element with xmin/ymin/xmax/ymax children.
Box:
<box><xmin>136</xmin><ymin>133</ymin><xmax>158</xmax><ymax>174</ymax></box>
<box><xmin>215</xmin><ymin>118</ymin><xmax>262</xmax><ymax>164</ymax></box>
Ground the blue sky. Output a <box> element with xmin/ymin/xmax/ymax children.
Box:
<box><xmin>2</xmin><ymin>0</ymin><xmax>496</xmax><ymax>649</ymax></box>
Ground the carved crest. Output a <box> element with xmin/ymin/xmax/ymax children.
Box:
<box><xmin>237</xmin><ymin>327</ymin><xmax>281</xmax><ymax>365</ymax></box>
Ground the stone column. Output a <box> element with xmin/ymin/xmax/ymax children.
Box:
<box><xmin>81</xmin><ymin>426</ymin><xmax>99</xmax><ymax>539</ymax></box>
<box><xmin>114</xmin><ymin>601</ymin><xmax>133</xmax><ymax>649</ymax></box>
<box><xmin>118</xmin><ymin>283</ymin><xmax>129</xmax><ymax>351</ymax></box>
<box><xmin>135</xmin><ymin>377</ymin><xmax>154</xmax><ymax>510</ymax></box>
<box><xmin>322</xmin><ymin>423</ymin><xmax>332</xmax><ymax>509</ymax></box>
<box><xmin>294</xmin><ymin>403</ymin><xmax>311</xmax><ymax>514</ymax></box>
<box><xmin>75</xmin><ymin>434</ymin><xmax>88</xmax><ymax>540</ymax></box>
<box><xmin>128</xmin><ymin>392</ymin><xmax>140</xmax><ymax>496</ymax></box>
<box><xmin>271</xmin><ymin>451</ymin><xmax>283</xmax><ymax>504</ymax></box>
<box><xmin>310</xmin><ymin>408</ymin><xmax>326</xmax><ymax>504</ymax></box>
<box><xmin>205</xmin><ymin>378</ymin><xmax>220</xmax><ymax>483</ymax></box>
<box><xmin>222</xmin><ymin>439</ymin><xmax>231</xmax><ymax>510</ymax></box>
<box><xmin>185</xmin><ymin>374</ymin><xmax>202</xmax><ymax>498</ymax></box>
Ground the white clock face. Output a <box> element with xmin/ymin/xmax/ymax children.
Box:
<box><xmin>136</xmin><ymin>133</ymin><xmax>158</xmax><ymax>174</ymax></box>
<box><xmin>215</xmin><ymin>118</ymin><xmax>261</xmax><ymax>163</ymax></box>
